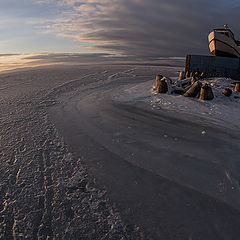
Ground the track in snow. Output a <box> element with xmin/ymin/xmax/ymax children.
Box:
<box><xmin>48</xmin><ymin>66</ymin><xmax>240</xmax><ymax>239</ymax></box>
<box><xmin>1</xmin><ymin>64</ymin><xmax>240</xmax><ymax>239</ymax></box>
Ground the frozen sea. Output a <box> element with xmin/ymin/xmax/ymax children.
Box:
<box><xmin>0</xmin><ymin>63</ymin><xmax>240</xmax><ymax>239</ymax></box>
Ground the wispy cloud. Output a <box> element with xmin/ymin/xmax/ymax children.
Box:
<box><xmin>0</xmin><ymin>0</ymin><xmax>239</xmax><ymax>58</ymax></box>
<box><xmin>0</xmin><ymin>52</ymin><xmax>185</xmax><ymax>72</ymax></box>
<box><xmin>33</xmin><ymin>0</ymin><xmax>240</xmax><ymax>57</ymax></box>
<box><xmin>0</xmin><ymin>54</ymin><xmax>21</xmax><ymax>57</ymax></box>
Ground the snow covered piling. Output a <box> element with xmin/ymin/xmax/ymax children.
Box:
<box><xmin>199</xmin><ymin>72</ymin><xmax>205</xmax><ymax>79</ymax></box>
<box><xmin>176</xmin><ymin>77</ymin><xmax>192</xmax><ymax>88</ymax></box>
<box><xmin>154</xmin><ymin>73</ymin><xmax>233</xmax><ymax>101</ymax></box>
<box><xmin>199</xmin><ymin>84</ymin><xmax>214</xmax><ymax>100</ymax></box>
<box><xmin>183</xmin><ymin>81</ymin><xmax>201</xmax><ymax>97</ymax></box>
<box><xmin>155</xmin><ymin>75</ymin><xmax>163</xmax><ymax>88</ymax></box>
<box><xmin>194</xmin><ymin>69</ymin><xmax>201</xmax><ymax>78</ymax></box>
<box><xmin>234</xmin><ymin>82</ymin><xmax>240</xmax><ymax>92</ymax></box>
<box><xmin>164</xmin><ymin>77</ymin><xmax>173</xmax><ymax>94</ymax></box>
<box><xmin>156</xmin><ymin>78</ymin><xmax>168</xmax><ymax>93</ymax></box>
<box><xmin>186</xmin><ymin>71</ymin><xmax>190</xmax><ymax>78</ymax></box>
<box><xmin>222</xmin><ymin>88</ymin><xmax>232</xmax><ymax>97</ymax></box>
<box><xmin>179</xmin><ymin>69</ymin><xmax>205</xmax><ymax>82</ymax></box>
<box><xmin>179</xmin><ymin>71</ymin><xmax>186</xmax><ymax>80</ymax></box>
<box><xmin>191</xmin><ymin>76</ymin><xmax>196</xmax><ymax>84</ymax></box>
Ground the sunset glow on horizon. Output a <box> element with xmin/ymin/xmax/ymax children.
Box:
<box><xmin>0</xmin><ymin>0</ymin><xmax>240</xmax><ymax>71</ymax></box>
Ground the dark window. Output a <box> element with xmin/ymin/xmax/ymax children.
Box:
<box><xmin>219</xmin><ymin>32</ymin><xmax>225</xmax><ymax>35</ymax></box>
<box><xmin>219</xmin><ymin>32</ymin><xmax>229</xmax><ymax>37</ymax></box>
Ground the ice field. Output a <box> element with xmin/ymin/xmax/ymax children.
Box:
<box><xmin>1</xmin><ymin>64</ymin><xmax>240</xmax><ymax>239</ymax></box>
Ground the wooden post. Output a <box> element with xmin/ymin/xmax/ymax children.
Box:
<box><xmin>185</xmin><ymin>54</ymin><xmax>191</xmax><ymax>73</ymax></box>
<box><xmin>179</xmin><ymin>71</ymin><xmax>186</xmax><ymax>80</ymax></box>
<box><xmin>186</xmin><ymin>71</ymin><xmax>190</xmax><ymax>78</ymax></box>
<box><xmin>183</xmin><ymin>81</ymin><xmax>201</xmax><ymax>97</ymax></box>
<box><xmin>222</xmin><ymin>88</ymin><xmax>232</xmax><ymax>96</ymax></box>
<box><xmin>234</xmin><ymin>82</ymin><xmax>240</xmax><ymax>92</ymax></box>
<box><xmin>199</xmin><ymin>72</ymin><xmax>205</xmax><ymax>79</ymax></box>
<box><xmin>191</xmin><ymin>76</ymin><xmax>196</xmax><ymax>84</ymax></box>
<box><xmin>156</xmin><ymin>75</ymin><xmax>163</xmax><ymax>88</ymax></box>
<box><xmin>194</xmin><ymin>69</ymin><xmax>201</xmax><ymax>78</ymax></box>
<box><xmin>199</xmin><ymin>84</ymin><xmax>214</xmax><ymax>100</ymax></box>
<box><xmin>156</xmin><ymin>79</ymin><xmax>168</xmax><ymax>94</ymax></box>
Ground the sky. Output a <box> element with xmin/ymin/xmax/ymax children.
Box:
<box><xmin>0</xmin><ymin>0</ymin><xmax>240</xmax><ymax>70</ymax></box>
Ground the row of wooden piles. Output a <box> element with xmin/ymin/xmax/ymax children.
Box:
<box><xmin>156</xmin><ymin>72</ymin><xmax>240</xmax><ymax>100</ymax></box>
<box><xmin>179</xmin><ymin>70</ymin><xmax>205</xmax><ymax>81</ymax></box>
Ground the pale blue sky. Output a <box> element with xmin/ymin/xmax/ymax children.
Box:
<box><xmin>0</xmin><ymin>0</ymin><xmax>81</xmax><ymax>53</ymax></box>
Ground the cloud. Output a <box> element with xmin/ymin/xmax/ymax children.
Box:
<box><xmin>0</xmin><ymin>54</ymin><xmax>21</xmax><ymax>57</ymax></box>
<box><xmin>0</xmin><ymin>52</ymin><xmax>185</xmax><ymax>72</ymax></box>
<box><xmin>2</xmin><ymin>0</ymin><xmax>240</xmax><ymax>58</ymax></box>
<box><xmin>35</xmin><ymin>0</ymin><xmax>240</xmax><ymax>58</ymax></box>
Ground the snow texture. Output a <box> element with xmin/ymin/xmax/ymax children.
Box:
<box><xmin>115</xmin><ymin>77</ymin><xmax>240</xmax><ymax>129</ymax></box>
<box><xmin>1</xmin><ymin>64</ymin><xmax>240</xmax><ymax>240</ymax></box>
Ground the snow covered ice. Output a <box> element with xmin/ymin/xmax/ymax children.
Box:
<box><xmin>1</xmin><ymin>63</ymin><xmax>240</xmax><ymax>239</ymax></box>
<box><xmin>115</xmin><ymin>77</ymin><xmax>240</xmax><ymax>129</ymax></box>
